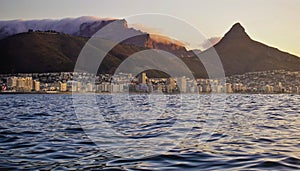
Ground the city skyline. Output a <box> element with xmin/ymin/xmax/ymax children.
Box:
<box><xmin>1</xmin><ymin>70</ymin><xmax>299</xmax><ymax>94</ymax></box>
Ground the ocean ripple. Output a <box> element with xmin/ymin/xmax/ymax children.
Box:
<box><xmin>0</xmin><ymin>94</ymin><xmax>299</xmax><ymax>170</ymax></box>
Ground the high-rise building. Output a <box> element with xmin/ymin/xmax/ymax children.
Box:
<box><xmin>33</xmin><ymin>80</ymin><xmax>40</xmax><ymax>91</ymax></box>
<box><xmin>202</xmin><ymin>84</ymin><xmax>211</xmax><ymax>93</ymax></box>
<box><xmin>226</xmin><ymin>83</ymin><xmax>233</xmax><ymax>93</ymax></box>
<box><xmin>7</xmin><ymin>77</ymin><xmax>18</xmax><ymax>88</ymax></box>
<box><xmin>86</xmin><ymin>83</ymin><xmax>93</xmax><ymax>92</ymax></box>
<box><xmin>25</xmin><ymin>77</ymin><xmax>33</xmax><ymax>91</ymax></box>
<box><xmin>112</xmin><ymin>84</ymin><xmax>120</xmax><ymax>93</ymax></box>
<box><xmin>77</xmin><ymin>82</ymin><xmax>82</xmax><ymax>92</ymax></box>
<box><xmin>167</xmin><ymin>78</ymin><xmax>176</xmax><ymax>90</ymax></box>
<box><xmin>59</xmin><ymin>81</ymin><xmax>67</xmax><ymax>92</ymax></box>
<box><xmin>67</xmin><ymin>81</ymin><xmax>77</xmax><ymax>92</ymax></box>
<box><xmin>265</xmin><ymin>85</ymin><xmax>271</xmax><ymax>93</ymax></box>
<box><xmin>217</xmin><ymin>85</ymin><xmax>223</xmax><ymax>93</ymax></box>
<box><xmin>198</xmin><ymin>85</ymin><xmax>203</xmax><ymax>93</ymax></box>
<box><xmin>177</xmin><ymin>76</ymin><xmax>187</xmax><ymax>93</ymax></box>
<box><xmin>101</xmin><ymin>82</ymin><xmax>111</xmax><ymax>92</ymax></box>
<box><xmin>16</xmin><ymin>77</ymin><xmax>32</xmax><ymax>91</ymax></box>
<box><xmin>278</xmin><ymin>82</ymin><xmax>283</xmax><ymax>93</ymax></box>
<box><xmin>17</xmin><ymin>77</ymin><xmax>26</xmax><ymax>89</ymax></box>
<box><xmin>138</xmin><ymin>72</ymin><xmax>147</xmax><ymax>84</ymax></box>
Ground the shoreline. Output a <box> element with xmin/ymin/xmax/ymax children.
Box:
<box><xmin>0</xmin><ymin>91</ymin><xmax>299</xmax><ymax>95</ymax></box>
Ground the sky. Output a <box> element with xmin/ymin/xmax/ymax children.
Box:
<box><xmin>1</xmin><ymin>0</ymin><xmax>300</xmax><ymax>56</ymax></box>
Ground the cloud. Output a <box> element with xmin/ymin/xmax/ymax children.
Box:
<box><xmin>200</xmin><ymin>37</ymin><xmax>221</xmax><ymax>49</ymax></box>
<box><xmin>129</xmin><ymin>23</ymin><xmax>189</xmax><ymax>47</ymax></box>
<box><xmin>149</xmin><ymin>34</ymin><xmax>189</xmax><ymax>47</ymax></box>
<box><xmin>129</xmin><ymin>23</ymin><xmax>163</xmax><ymax>34</ymax></box>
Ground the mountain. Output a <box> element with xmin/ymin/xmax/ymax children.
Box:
<box><xmin>0</xmin><ymin>31</ymin><xmax>205</xmax><ymax>77</ymax></box>
<box><xmin>0</xmin><ymin>16</ymin><xmax>116</xmax><ymax>39</ymax></box>
<box><xmin>0</xmin><ymin>21</ymin><xmax>299</xmax><ymax>77</ymax></box>
<box><xmin>0</xmin><ymin>32</ymin><xmax>86</xmax><ymax>73</ymax></box>
<box><xmin>208</xmin><ymin>23</ymin><xmax>300</xmax><ymax>75</ymax></box>
<box><xmin>0</xmin><ymin>17</ymin><xmax>192</xmax><ymax>57</ymax></box>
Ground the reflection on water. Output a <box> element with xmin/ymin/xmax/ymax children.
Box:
<box><xmin>0</xmin><ymin>94</ymin><xmax>299</xmax><ymax>170</ymax></box>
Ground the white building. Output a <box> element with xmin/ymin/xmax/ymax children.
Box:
<box><xmin>33</xmin><ymin>80</ymin><xmax>40</xmax><ymax>91</ymax></box>
<box><xmin>177</xmin><ymin>76</ymin><xmax>187</xmax><ymax>93</ymax></box>
<box><xmin>7</xmin><ymin>77</ymin><xmax>18</xmax><ymax>88</ymax></box>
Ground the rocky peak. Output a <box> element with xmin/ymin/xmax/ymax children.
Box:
<box><xmin>222</xmin><ymin>22</ymin><xmax>251</xmax><ymax>41</ymax></box>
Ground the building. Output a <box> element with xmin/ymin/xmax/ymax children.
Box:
<box><xmin>7</xmin><ymin>77</ymin><xmax>18</xmax><ymax>88</ymax></box>
<box><xmin>138</xmin><ymin>72</ymin><xmax>147</xmax><ymax>84</ymax></box>
<box><xmin>277</xmin><ymin>82</ymin><xmax>284</xmax><ymax>93</ymax></box>
<box><xmin>202</xmin><ymin>84</ymin><xmax>211</xmax><ymax>93</ymax></box>
<box><xmin>33</xmin><ymin>80</ymin><xmax>40</xmax><ymax>91</ymax></box>
<box><xmin>67</xmin><ymin>81</ymin><xmax>77</xmax><ymax>92</ymax></box>
<box><xmin>217</xmin><ymin>85</ymin><xmax>224</xmax><ymax>93</ymax></box>
<box><xmin>166</xmin><ymin>78</ymin><xmax>176</xmax><ymax>92</ymax></box>
<box><xmin>17</xmin><ymin>77</ymin><xmax>26</xmax><ymax>89</ymax></box>
<box><xmin>198</xmin><ymin>85</ymin><xmax>203</xmax><ymax>93</ymax></box>
<box><xmin>189</xmin><ymin>86</ymin><xmax>197</xmax><ymax>93</ymax></box>
<box><xmin>226</xmin><ymin>83</ymin><xmax>233</xmax><ymax>93</ymax></box>
<box><xmin>101</xmin><ymin>82</ymin><xmax>111</xmax><ymax>92</ymax></box>
<box><xmin>86</xmin><ymin>83</ymin><xmax>93</xmax><ymax>92</ymax></box>
<box><xmin>177</xmin><ymin>76</ymin><xmax>187</xmax><ymax>93</ymax></box>
<box><xmin>16</xmin><ymin>77</ymin><xmax>33</xmax><ymax>91</ymax></box>
<box><xmin>111</xmin><ymin>84</ymin><xmax>120</xmax><ymax>93</ymax></box>
<box><xmin>59</xmin><ymin>81</ymin><xmax>67</xmax><ymax>92</ymax></box>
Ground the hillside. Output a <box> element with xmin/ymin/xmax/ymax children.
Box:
<box><xmin>1</xmin><ymin>23</ymin><xmax>300</xmax><ymax>78</ymax></box>
<box><xmin>0</xmin><ymin>17</ymin><xmax>193</xmax><ymax>58</ymax></box>
<box><xmin>0</xmin><ymin>32</ymin><xmax>206</xmax><ymax>77</ymax></box>
<box><xmin>210</xmin><ymin>23</ymin><xmax>300</xmax><ymax>75</ymax></box>
<box><xmin>0</xmin><ymin>32</ymin><xmax>87</xmax><ymax>73</ymax></box>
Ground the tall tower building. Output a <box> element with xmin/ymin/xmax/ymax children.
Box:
<box><xmin>167</xmin><ymin>78</ymin><xmax>176</xmax><ymax>89</ymax></box>
<box><xmin>226</xmin><ymin>83</ymin><xmax>233</xmax><ymax>93</ymax></box>
<box><xmin>7</xmin><ymin>77</ymin><xmax>18</xmax><ymax>88</ymax></box>
<box><xmin>33</xmin><ymin>80</ymin><xmax>40</xmax><ymax>91</ymax></box>
<box><xmin>59</xmin><ymin>81</ymin><xmax>67</xmax><ymax>92</ymax></box>
<box><xmin>138</xmin><ymin>72</ymin><xmax>147</xmax><ymax>84</ymax></box>
<box><xmin>177</xmin><ymin>76</ymin><xmax>187</xmax><ymax>93</ymax></box>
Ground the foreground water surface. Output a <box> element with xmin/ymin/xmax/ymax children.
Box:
<box><xmin>0</xmin><ymin>94</ymin><xmax>299</xmax><ymax>170</ymax></box>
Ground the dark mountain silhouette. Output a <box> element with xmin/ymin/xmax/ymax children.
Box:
<box><xmin>0</xmin><ymin>23</ymin><xmax>299</xmax><ymax>77</ymax></box>
<box><xmin>0</xmin><ymin>17</ymin><xmax>193</xmax><ymax>58</ymax></box>
<box><xmin>209</xmin><ymin>23</ymin><xmax>300</xmax><ymax>75</ymax></box>
<box><xmin>0</xmin><ymin>31</ymin><xmax>205</xmax><ymax>77</ymax></box>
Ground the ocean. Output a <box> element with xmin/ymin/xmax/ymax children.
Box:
<box><xmin>0</xmin><ymin>94</ymin><xmax>299</xmax><ymax>170</ymax></box>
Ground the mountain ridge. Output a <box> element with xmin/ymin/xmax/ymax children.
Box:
<box><xmin>211</xmin><ymin>22</ymin><xmax>300</xmax><ymax>75</ymax></box>
<box><xmin>0</xmin><ymin>21</ymin><xmax>299</xmax><ymax>77</ymax></box>
<box><xmin>0</xmin><ymin>16</ymin><xmax>192</xmax><ymax>57</ymax></box>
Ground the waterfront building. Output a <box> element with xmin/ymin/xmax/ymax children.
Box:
<box><xmin>86</xmin><ymin>83</ymin><xmax>93</xmax><ymax>92</ymax></box>
<box><xmin>101</xmin><ymin>82</ymin><xmax>111</xmax><ymax>92</ymax></box>
<box><xmin>217</xmin><ymin>85</ymin><xmax>224</xmax><ymax>93</ymax></box>
<box><xmin>277</xmin><ymin>82</ymin><xmax>283</xmax><ymax>93</ymax></box>
<box><xmin>177</xmin><ymin>76</ymin><xmax>187</xmax><ymax>93</ymax></box>
<box><xmin>59</xmin><ymin>81</ymin><xmax>67</xmax><ymax>92</ymax></box>
<box><xmin>7</xmin><ymin>77</ymin><xmax>18</xmax><ymax>88</ymax></box>
<box><xmin>17</xmin><ymin>77</ymin><xmax>26</xmax><ymax>89</ymax></box>
<box><xmin>112</xmin><ymin>84</ymin><xmax>120</xmax><ymax>93</ymax></box>
<box><xmin>16</xmin><ymin>77</ymin><xmax>33</xmax><ymax>91</ymax></box>
<box><xmin>198</xmin><ymin>85</ymin><xmax>203</xmax><ymax>93</ymax></box>
<box><xmin>33</xmin><ymin>80</ymin><xmax>40</xmax><ymax>91</ymax></box>
<box><xmin>138</xmin><ymin>73</ymin><xmax>147</xmax><ymax>84</ymax></box>
<box><xmin>202</xmin><ymin>84</ymin><xmax>211</xmax><ymax>93</ymax></box>
<box><xmin>67</xmin><ymin>81</ymin><xmax>78</xmax><ymax>92</ymax></box>
<box><xmin>226</xmin><ymin>83</ymin><xmax>233</xmax><ymax>93</ymax></box>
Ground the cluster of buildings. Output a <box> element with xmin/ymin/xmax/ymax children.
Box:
<box><xmin>4</xmin><ymin>76</ymin><xmax>68</xmax><ymax>93</ymax></box>
<box><xmin>227</xmin><ymin>70</ymin><xmax>300</xmax><ymax>94</ymax></box>
<box><xmin>0</xmin><ymin>70</ymin><xmax>300</xmax><ymax>94</ymax></box>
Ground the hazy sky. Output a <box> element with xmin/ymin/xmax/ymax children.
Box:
<box><xmin>1</xmin><ymin>0</ymin><xmax>300</xmax><ymax>56</ymax></box>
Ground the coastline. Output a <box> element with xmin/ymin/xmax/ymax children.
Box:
<box><xmin>0</xmin><ymin>91</ymin><xmax>298</xmax><ymax>95</ymax></box>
